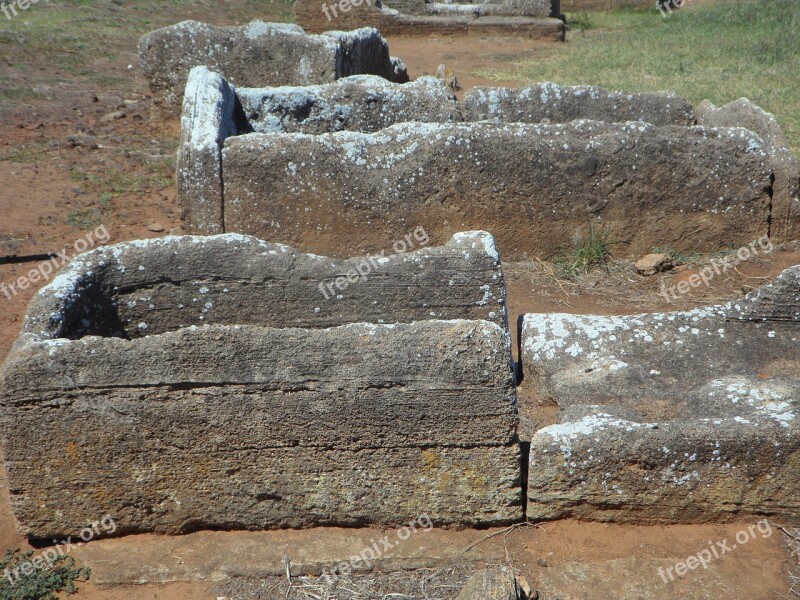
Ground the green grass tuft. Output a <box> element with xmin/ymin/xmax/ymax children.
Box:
<box><xmin>66</xmin><ymin>207</ymin><xmax>103</xmax><ymax>229</ymax></box>
<box><xmin>565</xmin><ymin>11</ymin><xmax>594</xmax><ymax>31</ymax></box>
<box><xmin>559</xmin><ymin>223</ymin><xmax>612</xmax><ymax>277</ymax></box>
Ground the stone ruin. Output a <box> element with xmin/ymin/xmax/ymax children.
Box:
<box><xmin>138</xmin><ymin>21</ymin><xmax>409</xmax><ymax>115</ymax></box>
<box><xmin>176</xmin><ymin>65</ymin><xmax>799</xmax><ymax>260</ymax></box>
<box><xmin>294</xmin><ymin>0</ymin><xmax>565</xmax><ymax>38</ymax></box>
<box><xmin>2</xmin><ymin>17</ymin><xmax>799</xmax><ymax>567</ymax></box>
<box><xmin>697</xmin><ymin>98</ymin><xmax>800</xmax><ymax>243</ymax></box>
<box><xmin>521</xmin><ymin>267</ymin><xmax>800</xmax><ymax>523</ymax></box>
<box><xmin>0</xmin><ymin>232</ymin><xmax>520</xmax><ymax>538</ymax></box>
<box><xmin>1</xmin><ymin>231</ymin><xmax>798</xmax><ymax>540</ymax></box>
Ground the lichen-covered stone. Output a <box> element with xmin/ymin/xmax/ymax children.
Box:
<box><xmin>176</xmin><ymin>67</ymin><xmax>463</xmax><ymax>233</ymax></box>
<box><xmin>11</xmin><ymin>232</ymin><xmax>508</xmax><ymax>344</ymax></box>
<box><xmin>697</xmin><ymin>98</ymin><xmax>800</xmax><ymax>243</ymax></box>
<box><xmin>220</xmin><ymin>120</ymin><xmax>772</xmax><ymax>259</ymax></box>
<box><xmin>177</xmin><ymin>67</ymin><xmax>237</xmax><ymax>234</ymax></box>
<box><xmin>464</xmin><ymin>82</ymin><xmax>695</xmax><ymax>126</ymax></box>
<box><xmin>0</xmin><ymin>234</ymin><xmax>520</xmax><ymax>538</ymax></box>
<box><xmin>235</xmin><ymin>75</ymin><xmax>462</xmax><ymax>134</ymax></box>
<box><xmin>521</xmin><ymin>266</ymin><xmax>800</xmax><ymax>524</ymax></box>
<box><xmin>2</xmin><ymin>321</ymin><xmax>521</xmax><ymax>538</ymax></box>
<box><xmin>138</xmin><ymin>21</ymin><xmax>405</xmax><ymax>114</ymax></box>
<box><xmin>294</xmin><ymin>0</ymin><xmax>565</xmax><ymax>39</ymax></box>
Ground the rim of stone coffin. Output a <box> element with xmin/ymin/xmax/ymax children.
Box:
<box><xmin>230</xmin><ymin>120</ymin><xmax>770</xmax><ymax>153</ymax></box>
<box><xmin>140</xmin><ymin>20</ymin><xmax>388</xmax><ymax>55</ymax></box>
<box><xmin>147</xmin><ymin>19</ymin><xmax>382</xmax><ymax>41</ymax></box>
<box><xmin>521</xmin><ymin>264</ymin><xmax>800</xmax><ymax>432</ymax></box>
<box><xmin>12</xmin><ymin>230</ymin><xmax>504</xmax><ymax>348</ymax></box>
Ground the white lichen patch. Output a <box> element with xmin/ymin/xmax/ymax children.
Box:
<box><xmin>536</xmin><ymin>413</ymin><xmax>649</xmax><ymax>465</ymax></box>
<box><xmin>708</xmin><ymin>377</ymin><xmax>796</xmax><ymax>427</ymax></box>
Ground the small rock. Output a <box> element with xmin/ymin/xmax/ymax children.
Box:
<box><xmin>100</xmin><ymin>111</ymin><xmax>126</xmax><ymax>123</ymax></box>
<box><xmin>635</xmin><ymin>252</ymin><xmax>674</xmax><ymax>276</ymax></box>
<box><xmin>147</xmin><ymin>223</ymin><xmax>165</xmax><ymax>232</ymax></box>
<box><xmin>98</xmin><ymin>94</ymin><xmax>125</xmax><ymax>109</ymax></box>
<box><xmin>390</xmin><ymin>56</ymin><xmax>409</xmax><ymax>84</ymax></box>
<box><xmin>455</xmin><ymin>566</ymin><xmax>521</xmax><ymax>600</ymax></box>
<box><xmin>65</xmin><ymin>134</ymin><xmax>98</xmax><ymax>150</ymax></box>
<box><xmin>536</xmin><ymin>557</ymin><xmax>548</xmax><ymax>567</ymax></box>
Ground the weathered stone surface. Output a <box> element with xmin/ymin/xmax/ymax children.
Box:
<box><xmin>455</xmin><ymin>566</ymin><xmax>522</xmax><ymax>600</ymax></box>
<box><xmin>294</xmin><ymin>0</ymin><xmax>565</xmax><ymax>39</ymax></box>
<box><xmin>176</xmin><ymin>67</ymin><xmax>237</xmax><ymax>234</ymax></box>
<box><xmin>236</xmin><ymin>75</ymin><xmax>463</xmax><ymax>134</ymax></box>
<box><xmin>464</xmin><ymin>82</ymin><xmax>695</xmax><ymax>126</ymax></box>
<box><xmin>427</xmin><ymin>0</ymin><xmax>553</xmax><ymax>17</ymax></box>
<box><xmin>138</xmin><ymin>21</ymin><xmax>406</xmax><ymax>113</ymax></box>
<box><xmin>1</xmin><ymin>319</ymin><xmax>520</xmax><ymax>538</ymax></box>
<box><xmin>391</xmin><ymin>56</ymin><xmax>410</xmax><ymax>83</ymax></box>
<box><xmin>175</xmin><ymin>67</ymin><xmax>462</xmax><ymax>232</ymax></box>
<box><xmin>0</xmin><ymin>234</ymin><xmax>519</xmax><ymax>538</ymax></box>
<box><xmin>12</xmin><ymin>232</ymin><xmax>508</xmax><ymax>344</ymax></box>
<box><xmin>521</xmin><ymin>266</ymin><xmax>800</xmax><ymax>524</ymax></box>
<box><xmin>220</xmin><ymin>120</ymin><xmax>772</xmax><ymax>259</ymax></box>
<box><xmin>697</xmin><ymin>98</ymin><xmax>800</xmax><ymax>243</ymax></box>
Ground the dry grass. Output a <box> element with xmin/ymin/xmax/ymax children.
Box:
<box><xmin>780</xmin><ymin>525</ymin><xmax>800</xmax><ymax>598</ymax></box>
<box><xmin>213</xmin><ymin>564</ymin><xmax>498</xmax><ymax>600</ymax></box>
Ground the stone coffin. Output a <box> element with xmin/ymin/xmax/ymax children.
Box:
<box><xmin>294</xmin><ymin>0</ymin><xmax>565</xmax><ymax>39</ymax></box>
<box><xmin>138</xmin><ymin>21</ymin><xmax>408</xmax><ymax>114</ymax></box>
<box><xmin>520</xmin><ymin>266</ymin><xmax>800</xmax><ymax>524</ymax></box>
<box><xmin>697</xmin><ymin>97</ymin><xmax>800</xmax><ymax>243</ymax></box>
<box><xmin>177</xmin><ymin>68</ymin><xmax>787</xmax><ymax>259</ymax></box>
<box><xmin>463</xmin><ymin>82</ymin><xmax>695</xmax><ymax>126</ymax></box>
<box><xmin>0</xmin><ymin>233</ymin><xmax>520</xmax><ymax>538</ymax></box>
<box><xmin>221</xmin><ymin>121</ymin><xmax>771</xmax><ymax>260</ymax></box>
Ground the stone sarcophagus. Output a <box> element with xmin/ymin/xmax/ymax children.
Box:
<box><xmin>293</xmin><ymin>0</ymin><xmax>566</xmax><ymax>39</ymax></box>
<box><xmin>521</xmin><ymin>265</ymin><xmax>800</xmax><ymax>525</ymax></box>
<box><xmin>138</xmin><ymin>21</ymin><xmax>409</xmax><ymax>114</ymax></box>
<box><xmin>0</xmin><ymin>232</ymin><xmax>521</xmax><ymax>539</ymax></box>
<box><xmin>177</xmin><ymin>66</ymin><xmax>777</xmax><ymax>260</ymax></box>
